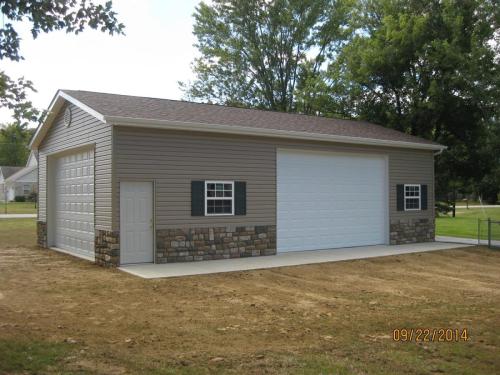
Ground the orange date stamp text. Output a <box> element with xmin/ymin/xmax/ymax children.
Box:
<box><xmin>392</xmin><ymin>328</ymin><xmax>469</xmax><ymax>342</ymax></box>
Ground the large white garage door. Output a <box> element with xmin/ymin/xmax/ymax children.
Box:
<box><xmin>277</xmin><ymin>149</ymin><xmax>388</xmax><ymax>252</ymax></box>
<box><xmin>53</xmin><ymin>149</ymin><xmax>95</xmax><ymax>259</ymax></box>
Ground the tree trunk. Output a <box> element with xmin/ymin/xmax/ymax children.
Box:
<box><xmin>452</xmin><ymin>189</ymin><xmax>456</xmax><ymax>218</ymax></box>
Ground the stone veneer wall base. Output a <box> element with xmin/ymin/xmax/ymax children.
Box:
<box><xmin>156</xmin><ymin>225</ymin><xmax>276</xmax><ymax>263</ymax></box>
<box><xmin>39</xmin><ymin>219</ymin><xmax>433</xmax><ymax>266</ymax></box>
<box><xmin>390</xmin><ymin>218</ymin><xmax>435</xmax><ymax>245</ymax></box>
<box><xmin>37</xmin><ymin>221</ymin><xmax>47</xmax><ymax>248</ymax></box>
<box><xmin>95</xmin><ymin>229</ymin><xmax>120</xmax><ymax>267</ymax></box>
<box><xmin>38</xmin><ymin>224</ymin><xmax>119</xmax><ymax>267</ymax></box>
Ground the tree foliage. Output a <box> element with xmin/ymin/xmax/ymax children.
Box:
<box><xmin>181</xmin><ymin>0</ymin><xmax>354</xmax><ymax>113</ymax></box>
<box><xmin>184</xmin><ymin>0</ymin><xmax>500</xmax><ymax>202</ymax></box>
<box><xmin>330</xmin><ymin>0</ymin><xmax>499</xmax><ymax>200</ymax></box>
<box><xmin>0</xmin><ymin>122</ymin><xmax>34</xmax><ymax>165</ymax></box>
<box><xmin>0</xmin><ymin>72</ymin><xmax>39</xmax><ymax>126</ymax></box>
<box><xmin>0</xmin><ymin>0</ymin><xmax>124</xmax><ymax>125</ymax></box>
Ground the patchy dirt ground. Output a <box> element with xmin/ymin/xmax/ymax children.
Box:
<box><xmin>0</xmin><ymin>222</ymin><xmax>499</xmax><ymax>374</ymax></box>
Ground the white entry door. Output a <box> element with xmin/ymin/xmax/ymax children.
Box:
<box><xmin>120</xmin><ymin>181</ymin><xmax>154</xmax><ymax>264</ymax></box>
<box><xmin>277</xmin><ymin>149</ymin><xmax>388</xmax><ymax>252</ymax></box>
<box><xmin>53</xmin><ymin>148</ymin><xmax>95</xmax><ymax>259</ymax></box>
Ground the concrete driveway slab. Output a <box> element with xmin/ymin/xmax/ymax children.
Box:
<box><xmin>119</xmin><ymin>242</ymin><xmax>471</xmax><ymax>279</ymax></box>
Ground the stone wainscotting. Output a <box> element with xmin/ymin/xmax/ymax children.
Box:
<box><xmin>156</xmin><ymin>225</ymin><xmax>276</xmax><ymax>263</ymax></box>
<box><xmin>390</xmin><ymin>218</ymin><xmax>435</xmax><ymax>245</ymax></box>
<box><xmin>37</xmin><ymin>221</ymin><xmax>47</xmax><ymax>248</ymax></box>
<box><xmin>95</xmin><ymin>229</ymin><xmax>120</xmax><ymax>267</ymax></box>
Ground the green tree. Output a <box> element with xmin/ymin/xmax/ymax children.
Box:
<box><xmin>0</xmin><ymin>0</ymin><xmax>124</xmax><ymax>126</ymax></box>
<box><xmin>0</xmin><ymin>123</ymin><xmax>34</xmax><ymax>165</ymax></box>
<box><xmin>477</xmin><ymin>120</ymin><xmax>500</xmax><ymax>203</ymax></box>
<box><xmin>328</xmin><ymin>0</ymin><xmax>500</xmax><ymax>201</ymax></box>
<box><xmin>181</xmin><ymin>0</ymin><xmax>354</xmax><ymax>113</ymax></box>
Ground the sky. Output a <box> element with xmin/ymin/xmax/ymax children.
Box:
<box><xmin>0</xmin><ymin>0</ymin><xmax>202</xmax><ymax>127</ymax></box>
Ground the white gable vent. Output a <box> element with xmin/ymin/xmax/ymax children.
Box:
<box><xmin>64</xmin><ymin>107</ymin><xmax>72</xmax><ymax>127</ymax></box>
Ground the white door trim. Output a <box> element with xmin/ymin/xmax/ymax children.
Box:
<box><xmin>119</xmin><ymin>181</ymin><xmax>154</xmax><ymax>265</ymax></box>
<box><xmin>276</xmin><ymin>147</ymin><xmax>389</xmax><ymax>161</ymax></box>
<box><xmin>44</xmin><ymin>142</ymin><xmax>97</xmax><ymax>158</ymax></box>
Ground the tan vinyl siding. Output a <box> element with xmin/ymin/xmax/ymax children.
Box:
<box><xmin>113</xmin><ymin>128</ymin><xmax>276</xmax><ymax>230</ymax></box>
<box><xmin>113</xmin><ymin>127</ymin><xmax>434</xmax><ymax>231</ymax></box>
<box><xmin>389</xmin><ymin>151</ymin><xmax>434</xmax><ymax>220</ymax></box>
<box><xmin>38</xmin><ymin>104</ymin><xmax>112</xmax><ymax>230</ymax></box>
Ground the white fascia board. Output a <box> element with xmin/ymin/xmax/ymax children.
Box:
<box><xmin>58</xmin><ymin>91</ymin><xmax>106</xmax><ymax>123</ymax></box>
<box><xmin>106</xmin><ymin>116</ymin><xmax>446</xmax><ymax>152</ymax></box>
<box><xmin>29</xmin><ymin>90</ymin><xmax>106</xmax><ymax>149</ymax></box>
<box><xmin>26</xmin><ymin>151</ymin><xmax>36</xmax><ymax>167</ymax></box>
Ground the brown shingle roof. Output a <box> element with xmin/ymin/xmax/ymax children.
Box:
<box><xmin>0</xmin><ymin>166</ymin><xmax>23</xmax><ymax>179</ymax></box>
<box><xmin>62</xmin><ymin>90</ymin><xmax>441</xmax><ymax>147</ymax></box>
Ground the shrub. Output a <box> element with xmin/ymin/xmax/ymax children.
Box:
<box><xmin>14</xmin><ymin>196</ymin><xmax>26</xmax><ymax>202</ymax></box>
<box><xmin>435</xmin><ymin>201</ymin><xmax>451</xmax><ymax>216</ymax></box>
<box><xmin>27</xmin><ymin>191</ymin><xmax>37</xmax><ymax>203</ymax></box>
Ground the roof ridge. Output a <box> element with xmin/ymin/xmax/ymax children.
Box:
<box><xmin>62</xmin><ymin>89</ymin><xmax>374</xmax><ymax>125</ymax></box>
<box><xmin>0</xmin><ymin>166</ymin><xmax>24</xmax><ymax>179</ymax></box>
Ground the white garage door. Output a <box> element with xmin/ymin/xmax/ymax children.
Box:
<box><xmin>53</xmin><ymin>149</ymin><xmax>95</xmax><ymax>259</ymax></box>
<box><xmin>277</xmin><ymin>149</ymin><xmax>388</xmax><ymax>252</ymax></box>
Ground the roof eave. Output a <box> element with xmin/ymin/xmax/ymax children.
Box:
<box><xmin>29</xmin><ymin>90</ymin><xmax>106</xmax><ymax>149</ymax></box>
<box><xmin>106</xmin><ymin>115</ymin><xmax>447</xmax><ymax>152</ymax></box>
<box><xmin>4</xmin><ymin>165</ymin><xmax>37</xmax><ymax>183</ymax></box>
<box><xmin>29</xmin><ymin>90</ymin><xmax>446</xmax><ymax>152</ymax></box>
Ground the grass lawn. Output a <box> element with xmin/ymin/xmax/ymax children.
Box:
<box><xmin>436</xmin><ymin>207</ymin><xmax>500</xmax><ymax>239</ymax></box>
<box><xmin>1</xmin><ymin>219</ymin><xmax>499</xmax><ymax>374</ymax></box>
<box><xmin>0</xmin><ymin>219</ymin><xmax>37</xmax><ymax>248</ymax></box>
<box><xmin>0</xmin><ymin>201</ymin><xmax>37</xmax><ymax>214</ymax></box>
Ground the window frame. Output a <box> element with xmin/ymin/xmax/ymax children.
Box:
<box><xmin>204</xmin><ymin>180</ymin><xmax>235</xmax><ymax>216</ymax></box>
<box><xmin>404</xmin><ymin>184</ymin><xmax>421</xmax><ymax>211</ymax></box>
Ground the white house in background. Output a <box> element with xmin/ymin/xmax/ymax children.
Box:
<box><xmin>0</xmin><ymin>151</ymin><xmax>38</xmax><ymax>202</ymax></box>
<box><xmin>0</xmin><ymin>166</ymin><xmax>23</xmax><ymax>201</ymax></box>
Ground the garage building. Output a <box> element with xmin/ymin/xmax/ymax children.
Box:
<box><xmin>30</xmin><ymin>90</ymin><xmax>445</xmax><ymax>266</ymax></box>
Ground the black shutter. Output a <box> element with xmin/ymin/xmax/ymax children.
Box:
<box><xmin>421</xmin><ymin>184</ymin><xmax>428</xmax><ymax>210</ymax></box>
<box><xmin>397</xmin><ymin>184</ymin><xmax>404</xmax><ymax>211</ymax></box>
<box><xmin>191</xmin><ymin>181</ymin><xmax>205</xmax><ymax>216</ymax></box>
<box><xmin>234</xmin><ymin>181</ymin><xmax>246</xmax><ymax>215</ymax></box>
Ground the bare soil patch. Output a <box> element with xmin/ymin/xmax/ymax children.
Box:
<box><xmin>1</xmin><ymin>225</ymin><xmax>499</xmax><ymax>374</ymax></box>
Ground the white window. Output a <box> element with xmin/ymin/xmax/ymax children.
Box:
<box><xmin>205</xmin><ymin>181</ymin><xmax>234</xmax><ymax>216</ymax></box>
<box><xmin>404</xmin><ymin>184</ymin><xmax>421</xmax><ymax>211</ymax></box>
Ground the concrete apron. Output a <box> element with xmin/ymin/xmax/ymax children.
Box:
<box><xmin>119</xmin><ymin>241</ymin><xmax>472</xmax><ymax>279</ymax></box>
